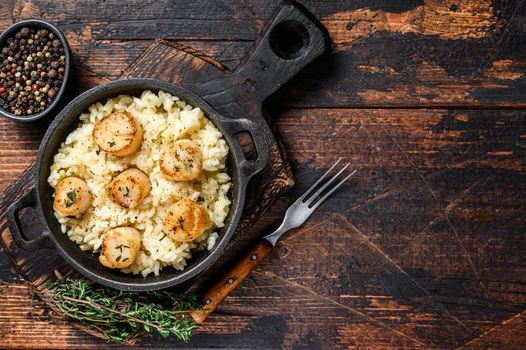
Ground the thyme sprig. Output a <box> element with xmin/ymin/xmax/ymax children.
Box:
<box><xmin>46</xmin><ymin>276</ymin><xmax>201</xmax><ymax>344</ymax></box>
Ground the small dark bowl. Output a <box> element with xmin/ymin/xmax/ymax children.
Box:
<box><xmin>0</xmin><ymin>19</ymin><xmax>72</xmax><ymax>122</ymax></box>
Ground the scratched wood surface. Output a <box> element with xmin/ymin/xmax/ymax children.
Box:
<box><xmin>0</xmin><ymin>0</ymin><xmax>525</xmax><ymax>349</ymax></box>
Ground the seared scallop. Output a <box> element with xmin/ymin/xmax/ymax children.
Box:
<box><xmin>99</xmin><ymin>226</ymin><xmax>141</xmax><ymax>269</ymax></box>
<box><xmin>160</xmin><ymin>139</ymin><xmax>202</xmax><ymax>181</ymax></box>
<box><xmin>108</xmin><ymin>168</ymin><xmax>151</xmax><ymax>208</ymax></box>
<box><xmin>93</xmin><ymin>111</ymin><xmax>143</xmax><ymax>157</ymax></box>
<box><xmin>53</xmin><ymin>177</ymin><xmax>92</xmax><ymax>218</ymax></box>
<box><xmin>163</xmin><ymin>199</ymin><xmax>209</xmax><ymax>242</ymax></box>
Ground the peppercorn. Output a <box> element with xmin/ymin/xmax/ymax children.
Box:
<box><xmin>20</xmin><ymin>27</ymin><xmax>30</xmax><ymax>38</ymax></box>
<box><xmin>47</xmin><ymin>69</ymin><xmax>57</xmax><ymax>79</ymax></box>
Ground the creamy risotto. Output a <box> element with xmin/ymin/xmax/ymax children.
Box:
<box><xmin>47</xmin><ymin>90</ymin><xmax>231</xmax><ymax>277</ymax></box>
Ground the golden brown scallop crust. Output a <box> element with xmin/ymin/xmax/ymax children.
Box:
<box><xmin>93</xmin><ymin>111</ymin><xmax>143</xmax><ymax>157</ymax></box>
<box><xmin>107</xmin><ymin>168</ymin><xmax>151</xmax><ymax>208</ymax></box>
<box><xmin>53</xmin><ymin>177</ymin><xmax>92</xmax><ymax>218</ymax></box>
<box><xmin>162</xmin><ymin>199</ymin><xmax>209</xmax><ymax>242</ymax></box>
<box><xmin>99</xmin><ymin>226</ymin><xmax>142</xmax><ymax>269</ymax></box>
<box><xmin>160</xmin><ymin>139</ymin><xmax>203</xmax><ymax>181</ymax></box>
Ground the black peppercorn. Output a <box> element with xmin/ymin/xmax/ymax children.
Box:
<box><xmin>19</xmin><ymin>27</ymin><xmax>30</xmax><ymax>38</ymax></box>
<box><xmin>47</xmin><ymin>69</ymin><xmax>57</xmax><ymax>79</ymax></box>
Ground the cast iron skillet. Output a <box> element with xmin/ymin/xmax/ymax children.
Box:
<box><xmin>6</xmin><ymin>1</ymin><xmax>330</xmax><ymax>291</ymax></box>
<box><xmin>8</xmin><ymin>79</ymin><xmax>268</xmax><ymax>291</ymax></box>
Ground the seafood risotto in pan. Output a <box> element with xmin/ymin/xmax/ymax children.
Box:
<box><xmin>48</xmin><ymin>90</ymin><xmax>232</xmax><ymax>277</ymax></box>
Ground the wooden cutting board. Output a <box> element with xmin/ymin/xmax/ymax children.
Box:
<box><xmin>0</xmin><ymin>1</ymin><xmax>329</xmax><ymax>343</ymax></box>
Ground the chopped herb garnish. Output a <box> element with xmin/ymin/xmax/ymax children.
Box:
<box><xmin>184</xmin><ymin>163</ymin><xmax>191</xmax><ymax>172</ymax></box>
<box><xmin>67</xmin><ymin>191</ymin><xmax>77</xmax><ymax>201</ymax></box>
<box><xmin>96</xmin><ymin>150</ymin><xmax>100</xmax><ymax>155</ymax></box>
<box><xmin>160</xmin><ymin>233</ymin><xmax>167</xmax><ymax>241</ymax></box>
<box><xmin>178</xmin><ymin>216</ymin><xmax>185</xmax><ymax>230</ymax></box>
<box><xmin>122</xmin><ymin>257</ymin><xmax>129</xmax><ymax>262</ymax></box>
<box><xmin>116</xmin><ymin>255</ymin><xmax>121</xmax><ymax>262</ymax></box>
<box><xmin>116</xmin><ymin>244</ymin><xmax>130</xmax><ymax>253</ymax></box>
<box><xmin>174</xmin><ymin>165</ymin><xmax>181</xmax><ymax>172</ymax></box>
<box><xmin>123</xmin><ymin>186</ymin><xmax>130</xmax><ymax>197</ymax></box>
<box><xmin>64</xmin><ymin>191</ymin><xmax>77</xmax><ymax>207</ymax></box>
<box><xmin>108</xmin><ymin>141</ymin><xmax>116</xmax><ymax>147</ymax></box>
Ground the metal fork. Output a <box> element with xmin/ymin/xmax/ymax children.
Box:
<box><xmin>264</xmin><ymin>158</ymin><xmax>357</xmax><ymax>246</ymax></box>
<box><xmin>191</xmin><ymin>159</ymin><xmax>357</xmax><ymax>323</ymax></box>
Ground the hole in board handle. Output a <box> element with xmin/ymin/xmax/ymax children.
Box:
<box><xmin>235</xmin><ymin>131</ymin><xmax>257</xmax><ymax>161</ymax></box>
<box><xmin>269</xmin><ymin>20</ymin><xmax>310</xmax><ymax>60</ymax></box>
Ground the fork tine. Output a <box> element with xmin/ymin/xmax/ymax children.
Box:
<box><xmin>310</xmin><ymin>169</ymin><xmax>358</xmax><ymax>210</ymax></box>
<box><xmin>296</xmin><ymin>158</ymin><xmax>342</xmax><ymax>203</ymax></box>
<box><xmin>304</xmin><ymin>162</ymin><xmax>350</xmax><ymax>206</ymax></box>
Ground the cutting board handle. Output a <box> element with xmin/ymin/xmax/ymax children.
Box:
<box><xmin>235</xmin><ymin>0</ymin><xmax>331</xmax><ymax>103</ymax></box>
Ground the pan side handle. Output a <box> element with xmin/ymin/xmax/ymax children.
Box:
<box><xmin>7</xmin><ymin>188</ymin><xmax>53</xmax><ymax>251</ymax></box>
<box><xmin>234</xmin><ymin>0</ymin><xmax>331</xmax><ymax>104</ymax></box>
<box><xmin>222</xmin><ymin>118</ymin><xmax>269</xmax><ymax>184</ymax></box>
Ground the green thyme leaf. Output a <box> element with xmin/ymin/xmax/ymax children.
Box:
<box><xmin>67</xmin><ymin>191</ymin><xmax>77</xmax><ymax>202</ymax></box>
<box><xmin>184</xmin><ymin>163</ymin><xmax>191</xmax><ymax>172</ymax></box>
<box><xmin>64</xmin><ymin>191</ymin><xmax>77</xmax><ymax>207</ymax></box>
<box><xmin>108</xmin><ymin>141</ymin><xmax>116</xmax><ymax>147</ymax></box>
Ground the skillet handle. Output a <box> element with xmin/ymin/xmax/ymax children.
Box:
<box><xmin>190</xmin><ymin>239</ymin><xmax>274</xmax><ymax>323</ymax></box>
<box><xmin>7</xmin><ymin>188</ymin><xmax>53</xmax><ymax>251</ymax></box>
<box><xmin>235</xmin><ymin>0</ymin><xmax>331</xmax><ymax>103</ymax></box>
<box><xmin>223</xmin><ymin>118</ymin><xmax>269</xmax><ymax>184</ymax></box>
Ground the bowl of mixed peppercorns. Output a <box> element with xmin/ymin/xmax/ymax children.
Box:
<box><xmin>0</xmin><ymin>19</ymin><xmax>71</xmax><ymax>122</ymax></box>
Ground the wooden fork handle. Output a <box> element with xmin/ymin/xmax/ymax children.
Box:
<box><xmin>190</xmin><ymin>239</ymin><xmax>274</xmax><ymax>323</ymax></box>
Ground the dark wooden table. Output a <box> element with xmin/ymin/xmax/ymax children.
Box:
<box><xmin>1</xmin><ymin>1</ymin><xmax>525</xmax><ymax>349</ymax></box>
